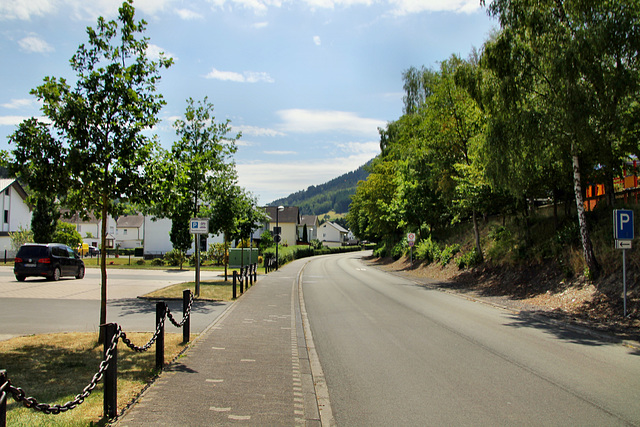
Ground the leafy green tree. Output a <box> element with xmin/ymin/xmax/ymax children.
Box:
<box><xmin>479</xmin><ymin>0</ymin><xmax>640</xmax><ymax>275</ymax></box>
<box><xmin>27</xmin><ymin>1</ymin><xmax>172</xmax><ymax>332</ymax></box>
<box><xmin>31</xmin><ymin>195</ymin><xmax>59</xmax><ymax>243</ymax></box>
<box><xmin>52</xmin><ymin>221</ymin><xmax>83</xmax><ymax>248</ymax></box>
<box><xmin>302</xmin><ymin>224</ymin><xmax>308</xmax><ymax>243</ymax></box>
<box><xmin>9</xmin><ymin>226</ymin><xmax>33</xmax><ymax>252</ymax></box>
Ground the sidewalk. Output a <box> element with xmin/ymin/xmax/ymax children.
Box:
<box><xmin>116</xmin><ymin>259</ymin><xmax>323</xmax><ymax>426</ymax></box>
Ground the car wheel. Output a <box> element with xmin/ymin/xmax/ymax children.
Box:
<box><xmin>50</xmin><ymin>267</ymin><xmax>61</xmax><ymax>281</ymax></box>
<box><xmin>76</xmin><ymin>266</ymin><xmax>85</xmax><ymax>279</ymax></box>
<box><xmin>16</xmin><ymin>275</ymin><xmax>25</xmax><ymax>282</ymax></box>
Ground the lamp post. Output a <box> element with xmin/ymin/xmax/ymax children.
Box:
<box><xmin>276</xmin><ymin>205</ymin><xmax>284</xmax><ymax>270</ymax></box>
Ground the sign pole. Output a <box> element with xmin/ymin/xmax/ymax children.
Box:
<box><xmin>195</xmin><ymin>234</ymin><xmax>200</xmax><ymax>297</ymax></box>
<box><xmin>623</xmin><ymin>249</ymin><xmax>627</xmax><ymax>317</ymax></box>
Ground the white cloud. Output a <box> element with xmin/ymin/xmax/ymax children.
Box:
<box><xmin>313</xmin><ymin>35</ymin><xmax>321</xmax><ymax>46</ymax></box>
<box><xmin>175</xmin><ymin>8</ymin><xmax>204</xmax><ymax>20</ymax></box>
<box><xmin>233</xmin><ymin>125</ymin><xmax>284</xmax><ymax>137</ymax></box>
<box><xmin>237</xmin><ymin>151</ymin><xmax>374</xmax><ymax>203</ymax></box>
<box><xmin>264</xmin><ymin>150</ymin><xmax>297</xmax><ymax>155</ymax></box>
<box><xmin>389</xmin><ymin>0</ymin><xmax>481</xmax><ymax>15</ymax></box>
<box><xmin>277</xmin><ymin>109</ymin><xmax>385</xmax><ymax>137</ymax></box>
<box><xmin>205</xmin><ymin>68</ymin><xmax>274</xmax><ymax>83</ymax></box>
<box><xmin>252</xmin><ymin>21</ymin><xmax>269</xmax><ymax>29</ymax></box>
<box><xmin>147</xmin><ymin>44</ymin><xmax>177</xmax><ymax>62</ymax></box>
<box><xmin>1</xmin><ymin>99</ymin><xmax>35</xmax><ymax>109</ymax></box>
<box><xmin>18</xmin><ymin>35</ymin><xmax>53</xmax><ymax>53</ymax></box>
<box><xmin>0</xmin><ymin>116</ymin><xmax>29</xmax><ymax>126</ymax></box>
<box><xmin>0</xmin><ymin>0</ymin><xmax>54</xmax><ymax>20</ymax></box>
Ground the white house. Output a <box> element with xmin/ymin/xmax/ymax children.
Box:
<box><xmin>318</xmin><ymin>221</ymin><xmax>349</xmax><ymax>247</ymax></box>
<box><xmin>298</xmin><ymin>215</ymin><xmax>319</xmax><ymax>242</ymax></box>
<box><xmin>116</xmin><ymin>214</ymin><xmax>144</xmax><ymax>249</ymax></box>
<box><xmin>61</xmin><ymin>211</ymin><xmax>117</xmax><ymax>249</ymax></box>
<box><xmin>252</xmin><ymin>206</ymin><xmax>300</xmax><ymax>246</ymax></box>
<box><xmin>142</xmin><ymin>216</ymin><xmax>224</xmax><ymax>257</ymax></box>
<box><xmin>0</xmin><ymin>179</ymin><xmax>32</xmax><ymax>255</ymax></box>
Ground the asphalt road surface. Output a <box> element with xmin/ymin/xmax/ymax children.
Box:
<box><xmin>302</xmin><ymin>251</ymin><xmax>640</xmax><ymax>426</ymax></box>
<box><xmin>0</xmin><ymin>266</ymin><xmax>230</xmax><ymax>340</ymax></box>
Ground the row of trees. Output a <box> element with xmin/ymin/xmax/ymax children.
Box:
<box><xmin>3</xmin><ymin>1</ymin><xmax>265</xmax><ymax>336</ymax></box>
<box><xmin>348</xmin><ymin>0</ymin><xmax>640</xmax><ymax>277</ymax></box>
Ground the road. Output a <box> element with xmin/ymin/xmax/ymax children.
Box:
<box><xmin>302</xmin><ymin>252</ymin><xmax>640</xmax><ymax>426</ymax></box>
<box><xmin>0</xmin><ymin>266</ymin><xmax>230</xmax><ymax>340</ymax></box>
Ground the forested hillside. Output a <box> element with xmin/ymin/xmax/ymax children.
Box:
<box><xmin>269</xmin><ymin>161</ymin><xmax>371</xmax><ymax>215</ymax></box>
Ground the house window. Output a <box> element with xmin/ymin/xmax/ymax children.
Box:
<box><xmin>3</xmin><ymin>210</ymin><xmax>8</xmax><ymax>224</ymax></box>
<box><xmin>123</xmin><ymin>229</ymin><xmax>128</xmax><ymax>235</ymax></box>
<box><xmin>4</xmin><ymin>188</ymin><xmax>9</xmax><ymax>196</ymax></box>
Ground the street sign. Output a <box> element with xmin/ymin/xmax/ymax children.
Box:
<box><xmin>190</xmin><ymin>218</ymin><xmax>209</xmax><ymax>234</ymax></box>
<box><xmin>613</xmin><ymin>209</ymin><xmax>634</xmax><ymax>240</ymax></box>
<box><xmin>273</xmin><ymin>226</ymin><xmax>282</xmax><ymax>235</ymax></box>
<box><xmin>616</xmin><ymin>240</ymin><xmax>632</xmax><ymax>250</ymax></box>
<box><xmin>407</xmin><ymin>233</ymin><xmax>416</xmax><ymax>243</ymax></box>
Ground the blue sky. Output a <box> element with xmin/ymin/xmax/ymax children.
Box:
<box><xmin>0</xmin><ymin>0</ymin><xmax>495</xmax><ymax>204</ymax></box>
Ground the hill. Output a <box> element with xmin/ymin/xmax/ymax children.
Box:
<box><xmin>268</xmin><ymin>160</ymin><xmax>372</xmax><ymax>215</ymax></box>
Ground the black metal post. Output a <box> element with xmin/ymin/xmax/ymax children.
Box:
<box><xmin>249</xmin><ymin>264</ymin><xmax>254</xmax><ymax>286</ymax></box>
<box><xmin>1</xmin><ymin>370</ymin><xmax>8</xmax><ymax>427</ymax></box>
<box><xmin>156</xmin><ymin>302</ymin><xmax>165</xmax><ymax>371</ymax></box>
<box><xmin>102</xmin><ymin>323</ymin><xmax>118</xmax><ymax>419</ymax></box>
<box><xmin>240</xmin><ymin>268</ymin><xmax>244</xmax><ymax>294</ymax></box>
<box><xmin>233</xmin><ymin>270</ymin><xmax>237</xmax><ymax>298</ymax></box>
<box><xmin>182</xmin><ymin>289</ymin><xmax>191</xmax><ymax>344</ymax></box>
<box><xmin>253</xmin><ymin>263</ymin><xmax>257</xmax><ymax>282</ymax></box>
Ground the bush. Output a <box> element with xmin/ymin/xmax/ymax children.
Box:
<box><xmin>164</xmin><ymin>249</ymin><xmax>186</xmax><ymax>267</ymax></box>
<box><xmin>391</xmin><ymin>241</ymin><xmax>407</xmax><ymax>260</ymax></box>
<box><xmin>439</xmin><ymin>244</ymin><xmax>460</xmax><ymax>266</ymax></box>
<box><xmin>207</xmin><ymin>243</ymin><xmax>226</xmax><ymax>266</ymax></box>
<box><xmin>150</xmin><ymin>258</ymin><xmax>165</xmax><ymax>266</ymax></box>
<box><xmin>415</xmin><ymin>237</ymin><xmax>441</xmax><ymax>264</ymax></box>
<box><xmin>136</xmin><ymin>259</ymin><xmax>145</xmax><ymax>265</ymax></box>
<box><xmin>455</xmin><ymin>248</ymin><xmax>482</xmax><ymax>269</ymax></box>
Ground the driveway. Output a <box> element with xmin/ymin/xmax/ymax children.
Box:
<box><xmin>0</xmin><ymin>266</ymin><xmax>231</xmax><ymax>341</ymax></box>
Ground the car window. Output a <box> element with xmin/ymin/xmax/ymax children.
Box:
<box><xmin>17</xmin><ymin>246</ymin><xmax>48</xmax><ymax>258</ymax></box>
<box><xmin>53</xmin><ymin>247</ymin><xmax>68</xmax><ymax>258</ymax></box>
<box><xmin>67</xmin><ymin>248</ymin><xmax>76</xmax><ymax>258</ymax></box>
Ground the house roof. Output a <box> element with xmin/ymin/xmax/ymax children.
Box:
<box><xmin>264</xmin><ymin>206</ymin><xmax>300</xmax><ymax>224</ymax></box>
<box><xmin>117</xmin><ymin>214</ymin><xmax>144</xmax><ymax>228</ymax></box>
<box><xmin>60</xmin><ymin>210</ymin><xmax>99</xmax><ymax>224</ymax></box>
<box><xmin>0</xmin><ymin>178</ymin><xmax>28</xmax><ymax>200</ymax></box>
<box><xmin>299</xmin><ymin>215</ymin><xmax>318</xmax><ymax>226</ymax></box>
<box><xmin>324</xmin><ymin>222</ymin><xmax>349</xmax><ymax>233</ymax></box>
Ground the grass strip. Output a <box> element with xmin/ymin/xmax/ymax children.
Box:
<box><xmin>141</xmin><ymin>280</ymin><xmax>236</xmax><ymax>301</ymax></box>
<box><xmin>1</xmin><ymin>332</ymin><xmax>186</xmax><ymax>426</ymax></box>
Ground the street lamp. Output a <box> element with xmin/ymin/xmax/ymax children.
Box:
<box><xmin>276</xmin><ymin>205</ymin><xmax>284</xmax><ymax>270</ymax></box>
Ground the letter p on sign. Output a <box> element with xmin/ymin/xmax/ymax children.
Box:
<box><xmin>614</xmin><ymin>209</ymin><xmax>634</xmax><ymax>240</ymax></box>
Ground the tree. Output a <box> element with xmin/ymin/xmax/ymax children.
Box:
<box><xmin>31</xmin><ymin>195</ymin><xmax>59</xmax><ymax>243</ymax></box>
<box><xmin>302</xmin><ymin>224</ymin><xmax>308</xmax><ymax>243</ymax></box>
<box><xmin>9</xmin><ymin>226</ymin><xmax>33</xmax><ymax>252</ymax></box>
<box><xmin>28</xmin><ymin>1</ymin><xmax>172</xmax><ymax>334</ymax></box>
<box><xmin>479</xmin><ymin>0</ymin><xmax>640</xmax><ymax>276</ymax></box>
<box><xmin>52</xmin><ymin>221</ymin><xmax>83</xmax><ymax>248</ymax></box>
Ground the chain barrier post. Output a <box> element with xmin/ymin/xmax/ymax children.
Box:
<box><xmin>233</xmin><ymin>270</ymin><xmax>237</xmax><ymax>299</ymax></box>
<box><xmin>102</xmin><ymin>323</ymin><xmax>118</xmax><ymax>420</ymax></box>
<box><xmin>182</xmin><ymin>290</ymin><xmax>191</xmax><ymax>344</ymax></box>
<box><xmin>253</xmin><ymin>263</ymin><xmax>257</xmax><ymax>283</ymax></box>
<box><xmin>1</xmin><ymin>370</ymin><xmax>7</xmax><ymax>427</ymax></box>
<box><xmin>155</xmin><ymin>302</ymin><xmax>165</xmax><ymax>372</ymax></box>
<box><xmin>249</xmin><ymin>264</ymin><xmax>254</xmax><ymax>286</ymax></box>
<box><xmin>240</xmin><ymin>268</ymin><xmax>244</xmax><ymax>294</ymax></box>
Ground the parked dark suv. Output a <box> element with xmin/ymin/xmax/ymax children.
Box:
<box><xmin>14</xmin><ymin>243</ymin><xmax>85</xmax><ymax>282</ymax></box>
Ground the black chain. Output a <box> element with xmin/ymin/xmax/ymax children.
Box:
<box><xmin>6</xmin><ymin>326</ymin><xmax>121</xmax><ymax>414</ymax></box>
<box><xmin>121</xmin><ymin>313</ymin><xmax>166</xmax><ymax>352</ymax></box>
<box><xmin>166</xmin><ymin>293</ymin><xmax>194</xmax><ymax>328</ymax></box>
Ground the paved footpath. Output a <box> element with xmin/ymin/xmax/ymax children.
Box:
<box><xmin>116</xmin><ymin>258</ymin><xmax>329</xmax><ymax>426</ymax></box>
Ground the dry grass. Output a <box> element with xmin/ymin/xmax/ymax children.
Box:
<box><xmin>1</xmin><ymin>332</ymin><xmax>187</xmax><ymax>426</ymax></box>
<box><xmin>141</xmin><ymin>280</ymin><xmax>236</xmax><ymax>301</ymax></box>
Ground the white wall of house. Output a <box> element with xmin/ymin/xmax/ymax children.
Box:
<box><xmin>143</xmin><ymin>217</ymin><xmax>224</xmax><ymax>255</ymax></box>
<box><xmin>319</xmin><ymin>222</ymin><xmax>347</xmax><ymax>245</ymax></box>
<box><xmin>0</xmin><ymin>181</ymin><xmax>32</xmax><ymax>256</ymax></box>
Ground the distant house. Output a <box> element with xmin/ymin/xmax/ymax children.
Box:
<box><xmin>142</xmin><ymin>216</ymin><xmax>224</xmax><ymax>257</ymax></box>
<box><xmin>318</xmin><ymin>221</ymin><xmax>349</xmax><ymax>247</ymax></box>
<box><xmin>298</xmin><ymin>215</ymin><xmax>319</xmax><ymax>242</ymax></box>
<box><xmin>253</xmin><ymin>206</ymin><xmax>300</xmax><ymax>246</ymax></box>
<box><xmin>0</xmin><ymin>179</ymin><xmax>32</xmax><ymax>254</ymax></box>
<box><xmin>61</xmin><ymin>211</ymin><xmax>116</xmax><ymax>249</ymax></box>
<box><xmin>116</xmin><ymin>214</ymin><xmax>144</xmax><ymax>249</ymax></box>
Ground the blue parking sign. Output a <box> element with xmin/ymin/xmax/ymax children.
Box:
<box><xmin>614</xmin><ymin>210</ymin><xmax>634</xmax><ymax>240</ymax></box>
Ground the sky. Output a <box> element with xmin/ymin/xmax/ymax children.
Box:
<box><xmin>0</xmin><ymin>0</ymin><xmax>496</xmax><ymax>204</ymax></box>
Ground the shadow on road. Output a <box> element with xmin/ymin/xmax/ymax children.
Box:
<box><xmin>109</xmin><ymin>298</ymin><xmax>226</xmax><ymax>317</ymax></box>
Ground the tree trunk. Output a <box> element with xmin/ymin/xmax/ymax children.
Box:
<box><xmin>98</xmin><ymin>194</ymin><xmax>109</xmax><ymax>342</ymax></box>
<box><xmin>571</xmin><ymin>144</ymin><xmax>599</xmax><ymax>278</ymax></box>
<box><xmin>472</xmin><ymin>208</ymin><xmax>484</xmax><ymax>262</ymax></box>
